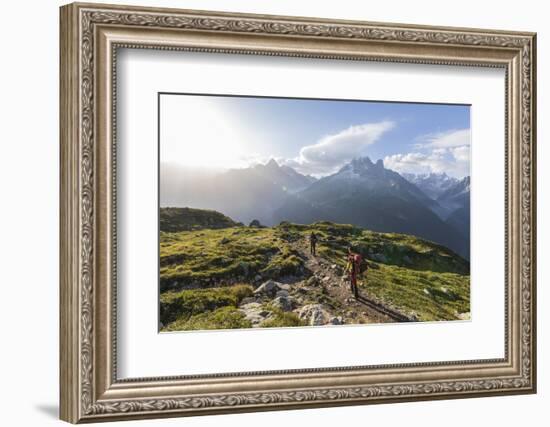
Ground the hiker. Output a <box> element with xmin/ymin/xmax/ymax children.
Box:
<box><xmin>309</xmin><ymin>232</ymin><xmax>318</xmax><ymax>256</ymax></box>
<box><xmin>346</xmin><ymin>246</ymin><xmax>363</xmax><ymax>299</ymax></box>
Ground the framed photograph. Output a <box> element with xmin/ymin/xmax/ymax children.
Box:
<box><xmin>60</xmin><ymin>2</ymin><xmax>537</xmax><ymax>423</ymax></box>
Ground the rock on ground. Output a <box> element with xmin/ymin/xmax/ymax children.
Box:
<box><xmin>329</xmin><ymin>316</ymin><xmax>344</xmax><ymax>325</ymax></box>
<box><xmin>254</xmin><ymin>280</ymin><xmax>282</xmax><ymax>297</ymax></box>
<box><xmin>275</xmin><ymin>289</ymin><xmax>289</xmax><ymax>298</ymax></box>
<box><xmin>271</xmin><ymin>295</ymin><xmax>295</xmax><ymax>312</ymax></box>
<box><xmin>306</xmin><ymin>276</ymin><xmax>319</xmax><ymax>287</ymax></box>
<box><xmin>297</xmin><ymin>304</ymin><xmax>331</xmax><ymax>326</ymax></box>
<box><xmin>239</xmin><ymin>296</ymin><xmax>257</xmax><ymax>305</ymax></box>
<box><xmin>239</xmin><ymin>302</ymin><xmax>273</xmax><ymax>326</ymax></box>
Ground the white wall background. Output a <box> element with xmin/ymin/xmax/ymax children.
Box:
<box><xmin>0</xmin><ymin>0</ymin><xmax>545</xmax><ymax>425</ymax></box>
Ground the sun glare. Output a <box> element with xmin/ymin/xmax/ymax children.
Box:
<box><xmin>160</xmin><ymin>96</ymin><xmax>250</xmax><ymax>170</ymax></box>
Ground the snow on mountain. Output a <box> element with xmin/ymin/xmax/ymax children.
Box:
<box><xmin>436</xmin><ymin>176</ymin><xmax>470</xmax><ymax>242</ymax></box>
<box><xmin>274</xmin><ymin>157</ymin><xmax>469</xmax><ymax>259</ymax></box>
<box><xmin>321</xmin><ymin>157</ymin><xmax>432</xmax><ymax>204</ymax></box>
<box><xmin>401</xmin><ymin>172</ymin><xmax>459</xmax><ymax>200</ymax></box>
<box><xmin>437</xmin><ymin>176</ymin><xmax>470</xmax><ymax>212</ymax></box>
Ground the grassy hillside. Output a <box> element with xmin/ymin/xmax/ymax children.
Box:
<box><xmin>160</xmin><ymin>285</ymin><xmax>255</xmax><ymax>331</ymax></box>
<box><xmin>276</xmin><ymin>221</ymin><xmax>469</xmax><ymax>321</ymax></box>
<box><xmin>160</xmin><ymin>207</ymin><xmax>241</xmax><ymax>232</ymax></box>
<box><xmin>160</xmin><ymin>226</ymin><xmax>304</xmax><ymax>292</ymax></box>
<box><xmin>159</xmin><ymin>210</ymin><xmax>470</xmax><ymax>331</ymax></box>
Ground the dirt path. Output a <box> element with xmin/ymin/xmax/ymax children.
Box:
<box><xmin>291</xmin><ymin>240</ymin><xmax>396</xmax><ymax>324</ymax></box>
<box><xmin>289</xmin><ymin>239</ymin><xmax>409</xmax><ymax>324</ymax></box>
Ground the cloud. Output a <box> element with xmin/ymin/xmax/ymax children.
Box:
<box><xmin>286</xmin><ymin>121</ymin><xmax>395</xmax><ymax>176</ymax></box>
<box><xmin>237</xmin><ymin>153</ymin><xmax>271</xmax><ymax>167</ymax></box>
<box><xmin>384</xmin><ymin>128</ymin><xmax>470</xmax><ymax>178</ymax></box>
<box><xmin>450</xmin><ymin>144</ymin><xmax>470</xmax><ymax>162</ymax></box>
<box><xmin>416</xmin><ymin>128</ymin><xmax>471</xmax><ymax>149</ymax></box>
<box><xmin>384</xmin><ymin>151</ymin><xmax>450</xmax><ymax>175</ymax></box>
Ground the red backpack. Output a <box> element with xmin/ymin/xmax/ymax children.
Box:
<box><xmin>353</xmin><ymin>254</ymin><xmax>368</xmax><ymax>274</ymax></box>
<box><xmin>353</xmin><ymin>254</ymin><xmax>363</xmax><ymax>273</ymax></box>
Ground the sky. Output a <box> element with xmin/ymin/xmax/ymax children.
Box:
<box><xmin>160</xmin><ymin>93</ymin><xmax>471</xmax><ymax>178</ymax></box>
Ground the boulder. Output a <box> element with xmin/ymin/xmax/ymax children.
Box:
<box><xmin>271</xmin><ymin>295</ymin><xmax>295</xmax><ymax>312</ymax></box>
<box><xmin>277</xmin><ymin>283</ymin><xmax>291</xmax><ymax>292</ymax></box>
<box><xmin>240</xmin><ymin>297</ymin><xmax>257</xmax><ymax>305</ymax></box>
<box><xmin>329</xmin><ymin>316</ymin><xmax>344</xmax><ymax>325</ymax></box>
<box><xmin>240</xmin><ymin>302</ymin><xmax>261</xmax><ymax>310</ymax></box>
<box><xmin>239</xmin><ymin>302</ymin><xmax>272</xmax><ymax>326</ymax></box>
<box><xmin>275</xmin><ymin>289</ymin><xmax>289</xmax><ymax>298</ymax></box>
<box><xmin>297</xmin><ymin>304</ymin><xmax>330</xmax><ymax>326</ymax></box>
<box><xmin>254</xmin><ymin>279</ymin><xmax>282</xmax><ymax>297</ymax></box>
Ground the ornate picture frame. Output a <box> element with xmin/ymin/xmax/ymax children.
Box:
<box><xmin>60</xmin><ymin>2</ymin><xmax>536</xmax><ymax>423</ymax></box>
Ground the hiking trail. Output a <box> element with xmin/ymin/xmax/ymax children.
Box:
<box><xmin>287</xmin><ymin>238</ymin><xmax>411</xmax><ymax>324</ymax></box>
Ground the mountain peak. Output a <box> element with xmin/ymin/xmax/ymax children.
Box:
<box><xmin>351</xmin><ymin>156</ymin><xmax>373</xmax><ymax>166</ymax></box>
<box><xmin>347</xmin><ymin>156</ymin><xmax>386</xmax><ymax>172</ymax></box>
<box><xmin>248</xmin><ymin>158</ymin><xmax>316</xmax><ymax>193</ymax></box>
<box><xmin>437</xmin><ymin>175</ymin><xmax>470</xmax><ymax>203</ymax></box>
<box><xmin>265</xmin><ymin>158</ymin><xmax>280</xmax><ymax>168</ymax></box>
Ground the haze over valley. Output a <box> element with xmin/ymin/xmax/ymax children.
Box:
<box><xmin>161</xmin><ymin>157</ymin><xmax>470</xmax><ymax>259</ymax></box>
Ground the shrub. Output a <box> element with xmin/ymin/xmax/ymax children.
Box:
<box><xmin>160</xmin><ymin>284</ymin><xmax>254</xmax><ymax>324</ymax></box>
<box><xmin>261</xmin><ymin>247</ymin><xmax>304</xmax><ymax>278</ymax></box>
<box><xmin>260</xmin><ymin>308</ymin><xmax>306</xmax><ymax>328</ymax></box>
<box><xmin>231</xmin><ymin>284</ymin><xmax>255</xmax><ymax>301</ymax></box>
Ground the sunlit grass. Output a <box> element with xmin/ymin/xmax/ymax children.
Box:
<box><xmin>160</xmin><ymin>214</ymin><xmax>470</xmax><ymax>330</ymax></box>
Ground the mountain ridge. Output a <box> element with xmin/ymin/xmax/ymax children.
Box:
<box><xmin>437</xmin><ymin>176</ymin><xmax>471</xmax><ymax>239</ymax></box>
<box><xmin>402</xmin><ymin>172</ymin><xmax>459</xmax><ymax>199</ymax></box>
<box><xmin>274</xmin><ymin>156</ymin><xmax>469</xmax><ymax>258</ymax></box>
<box><xmin>161</xmin><ymin>157</ymin><xmax>470</xmax><ymax>259</ymax></box>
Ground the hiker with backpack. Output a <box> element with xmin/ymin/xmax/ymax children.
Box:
<box><xmin>346</xmin><ymin>246</ymin><xmax>365</xmax><ymax>299</ymax></box>
<box><xmin>309</xmin><ymin>231</ymin><xmax>318</xmax><ymax>256</ymax></box>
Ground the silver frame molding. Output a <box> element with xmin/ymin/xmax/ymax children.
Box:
<box><xmin>60</xmin><ymin>2</ymin><xmax>537</xmax><ymax>423</ymax></box>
